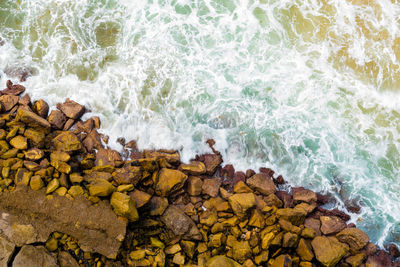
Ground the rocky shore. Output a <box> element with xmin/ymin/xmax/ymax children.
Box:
<box><xmin>0</xmin><ymin>81</ymin><xmax>398</xmax><ymax>266</ymax></box>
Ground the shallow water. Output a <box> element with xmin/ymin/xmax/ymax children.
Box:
<box><xmin>1</xmin><ymin>0</ymin><xmax>400</xmax><ymax>246</ymax></box>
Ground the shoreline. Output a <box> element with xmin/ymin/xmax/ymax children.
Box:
<box><xmin>0</xmin><ymin>81</ymin><xmax>398</xmax><ymax>266</ymax></box>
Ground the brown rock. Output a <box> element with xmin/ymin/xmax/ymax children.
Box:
<box><xmin>297</xmin><ymin>238</ymin><xmax>314</xmax><ymax>261</ymax></box>
<box><xmin>292</xmin><ymin>187</ymin><xmax>317</xmax><ymax>203</ymax></box>
<box><xmin>16</xmin><ymin>109</ymin><xmax>51</xmax><ymax>129</ymax></box>
<box><xmin>276</xmin><ymin>208</ymin><xmax>307</xmax><ymax>226</ymax></box>
<box><xmin>146</xmin><ymin>196</ymin><xmax>168</xmax><ymax>216</ymax></box>
<box><xmin>58</xmin><ymin>251</ymin><xmax>80</xmax><ymax>267</ymax></box>
<box><xmin>9</xmin><ymin>135</ymin><xmax>27</xmax><ymax>150</ymax></box>
<box><xmin>276</xmin><ymin>191</ymin><xmax>294</xmax><ymax>208</ymax></box>
<box><xmin>233</xmin><ymin>171</ymin><xmax>246</xmax><ymax>186</ymax></box>
<box><xmin>233</xmin><ymin>181</ymin><xmax>252</xmax><ymax>193</ymax></box>
<box><xmin>95</xmin><ymin>148</ymin><xmax>122</xmax><ymax>167</ymax></box>
<box><xmin>270</xmin><ymin>254</ymin><xmax>292</xmax><ymax>267</ymax></box>
<box><xmin>82</xmin><ymin>129</ymin><xmax>103</xmax><ymax>151</ymax></box>
<box><xmin>161</xmin><ymin>205</ymin><xmax>202</xmax><ymax>240</ymax></box>
<box><xmin>32</xmin><ymin>99</ymin><xmax>49</xmax><ymax>118</ymax></box>
<box><xmin>228</xmin><ymin>193</ymin><xmax>256</xmax><ymax>218</ymax></box>
<box><xmin>0</xmin><ymin>95</ymin><xmax>19</xmax><ymax>111</ymax></box>
<box><xmin>179</xmin><ymin>161</ymin><xmax>206</xmax><ymax>175</ymax></box>
<box><xmin>0</xmin><ymin>234</ymin><xmax>15</xmax><ymax>267</ymax></box>
<box><xmin>246</xmin><ymin>173</ymin><xmax>276</xmax><ymax>196</ymax></box>
<box><xmin>264</xmin><ymin>193</ymin><xmax>283</xmax><ymax>208</ymax></box>
<box><xmin>144</xmin><ymin>150</ymin><xmax>180</xmax><ymax>164</ymax></box>
<box><xmin>206</xmin><ymin>255</ymin><xmax>241</xmax><ymax>267</ymax></box>
<box><xmin>366</xmin><ymin>250</ymin><xmax>392</xmax><ymax>267</ymax></box>
<box><xmin>320</xmin><ymin>216</ymin><xmax>346</xmax><ymax>235</ymax></box>
<box><xmin>0</xmin><ymin>186</ymin><xmax>126</xmax><ymax>259</ymax></box>
<box><xmin>24</xmin><ymin>148</ymin><xmax>44</xmax><ymax>161</ymax></box>
<box><xmin>154</xmin><ymin>168</ymin><xmax>187</xmax><ymax>197</ymax></box>
<box><xmin>187</xmin><ymin>176</ymin><xmax>203</xmax><ymax>196</ymax></box>
<box><xmin>345</xmin><ymin>253</ymin><xmax>366</xmax><ymax>267</ymax></box>
<box><xmin>311</xmin><ymin>236</ymin><xmax>348</xmax><ymax>267</ymax></box>
<box><xmin>202</xmin><ymin>177</ymin><xmax>221</xmax><ymax>197</ymax></box>
<box><xmin>200</xmin><ymin>154</ymin><xmax>222</xmax><ymax>175</ymax></box>
<box><xmin>336</xmin><ymin>228</ymin><xmax>369</xmax><ymax>252</ymax></box>
<box><xmin>304</xmin><ymin>218</ymin><xmax>322</xmax><ymax>236</ymax></box>
<box><xmin>220</xmin><ymin>164</ymin><xmax>235</xmax><ymax>179</ymax></box>
<box><xmin>129</xmin><ymin>190</ymin><xmax>151</xmax><ymax>208</ymax></box>
<box><xmin>112</xmin><ymin>166</ymin><xmax>141</xmax><ymax>185</ymax></box>
<box><xmin>57</xmin><ymin>98</ymin><xmax>85</xmax><ymax>120</ymax></box>
<box><xmin>48</xmin><ymin>110</ymin><xmax>67</xmax><ymax>129</ymax></box>
<box><xmin>13</xmin><ymin>245</ymin><xmax>58</xmax><ymax>267</ymax></box>
<box><xmin>52</xmin><ymin>131</ymin><xmax>81</xmax><ymax>152</ymax></box>
<box><xmin>283</xmin><ymin>232</ymin><xmax>298</xmax><ymax>248</ymax></box>
<box><xmin>232</xmin><ymin>241</ymin><xmax>252</xmax><ymax>263</ymax></box>
<box><xmin>2</xmin><ymin>83</ymin><xmax>25</xmax><ymax>95</ymax></box>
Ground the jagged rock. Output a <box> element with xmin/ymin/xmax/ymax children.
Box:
<box><xmin>32</xmin><ymin>99</ymin><xmax>49</xmax><ymax>118</ymax></box>
<box><xmin>24</xmin><ymin>148</ymin><xmax>44</xmax><ymax>161</ymax></box>
<box><xmin>187</xmin><ymin>176</ymin><xmax>203</xmax><ymax>196</ymax></box>
<box><xmin>2</xmin><ymin>83</ymin><xmax>25</xmax><ymax>95</ymax></box>
<box><xmin>0</xmin><ymin>95</ymin><xmax>19</xmax><ymax>111</ymax></box>
<box><xmin>270</xmin><ymin>254</ymin><xmax>292</xmax><ymax>267</ymax></box>
<box><xmin>296</xmin><ymin>238</ymin><xmax>314</xmax><ymax>261</ymax></box>
<box><xmin>228</xmin><ymin>193</ymin><xmax>256</xmax><ymax>218</ymax></box>
<box><xmin>13</xmin><ymin>245</ymin><xmax>58</xmax><ymax>267</ymax></box>
<box><xmin>0</xmin><ymin>234</ymin><xmax>15</xmax><ymax>267</ymax></box>
<box><xmin>110</xmin><ymin>192</ymin><xmax>139</xmax><ymax>222</ymax></box>
<box><xmin>179</xmin><ymin>161</ymin><xmax>206</xmax><ymax>175</ymax></box>
<box><xmin>246</xmin><ymin>173</ymin><xmax>276</xmax><ymax>196</ymax></box>
<box><xmin>345</xmin><ymin>253</ymin><xmax>366</xmax><ymax>267</ymax></box>
<box><xmin>9</xmin><ymin>136</ymin><xmax>27</xmax><ymax>149</ymax></box>
<box><xmin>336</xmin><ymin>228</ymin><xmax>369</xmax><ymax>252</ymax></box>
<box><xmin>201</xmin><ymin>154</ymin><xmax>222</xmax><ymax>175</ymax></box>
<box><xmin>112</xmin><ymin>166</ymin><xmax>141</xmax><ymax>185</ymax></box>
<box><xmin>160</xmin><ymin>205</ymin><xmax>202</xmax><ymax>240</ymax></box>
<box><xmin>206</xmin><ymin>255</ymin><xmax>241</xmax><ymax>267</ymax></box>
<box><xmin>129</xmin><ymin>190</ymin><xmax>152</xmax><ymax>208</ymax></box>
<box><xmin>320</xmin><ymin>216</ymin><xmax>346</xmax><ymax>235</ymax></box>
<box><xmin>57</xmin><ymin>99</ymin><xmax>85</xmax><ymax>120</ymax></box>
<box><xmin>58</xmin><ymin>251</ymin><xmax>79</xmax><ymax>267</ymax></box>
<box><xmin>232</xmin><ymin>241</ymin><xmax>252</xmax><ymax>263</ymax></box>
<box><xmin>0</xmin><ymin>186</ymin><xmax>126</xmax><ymax>258</ymax></box>
<box><xmin>146</xmin><ymin>196</ymin><xmax>169</xmax><ymax>216</ymax></box>
<box><xmin>233</xmin><ymin>181</ymin><xmax>253</xmax><ymax>193</ymax></box>
<box><xmin>276</xmin><ymin>207</ymin><xmax>307</xmax><ymax>226</ymax></box>
<box><xmin>154</xmin><ymin>168</ymin><xmax>187</xmax><ymax>196</ymax></box>
<box><xmin>311</xmin><ymin>236</ymin><xmax>348</xmax><ymax>267</ymax></box>
<box><xmin>48</xmin><ymin>110</ymin><xmax>66</xmax><ymax>129</ymax></box>
<box><xmin>292</xmin><ymin>187</ymin><xmax>317</xmax><ymax>204</ymax></box>
<box><xmin>16</xmin><ymin>109</ymin><xmax>51</xmax><ymax>129</ymax></box>
<box><xmin>304</xmin><ymin>218</ymin><xmax>321</xmax><ymax>236</ymax></box>
<box><xmin>144</xmin><ymin>150</ymin><xmax>180</xmax><ymax>164</ymax></box>
<box><xmin>283</xmin><ymin>232</ymin><xmax>298</xmax><ymax>248</ymax></box>
<box><xmin>202</xmin><ymin>177</ymin><xmax>221</xmax><ymax>197</ymax></box>
<box><xmin>52</xmin><ymin>131</ymin><xmax>81</xmax><ymax>152</ymax></box>
<box><xmin>88</xmin><ymin>179</ymin><xmax>116</xmax><ymax>197</ymax></box>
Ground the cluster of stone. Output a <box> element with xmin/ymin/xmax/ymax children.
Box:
<box><xmin>0</xmin><ymin>81</ymin><xmax>398</xmax><ymax>266</ymax></box>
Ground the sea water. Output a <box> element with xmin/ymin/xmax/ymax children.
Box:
<box><xmin>1</xmin><ymin>0</ymin><xmax>400</xmax><ymax>247</ymax></box>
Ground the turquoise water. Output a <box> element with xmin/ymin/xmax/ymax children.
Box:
<box><xmin>1</xmin><ymin>0</ymin><xmax>400</xmax><ymax>246</ymax></box>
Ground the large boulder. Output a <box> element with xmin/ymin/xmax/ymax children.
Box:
<box><xmin>154</xmin><ymin>168</ymin><xmax>187</xmax><ymax>197</ymax></box>
<box><xmin>228</xmin><ymin>193</ymin><xmax>257</xmax><ymax>218</ymax></box>
<box><xmin>0</xmin><ymin>235</ymin><xmax>15</xmax><ymax>267</ymax></box>
<box><xmin>161</xmin><ymin>205</ymin><xmax>202</xmax><ymax>240</ymax></box>
<box><xmin>336</xmin><ymin>228</ymin><xmax>369</xmax><ymax>252</ymax></box>
<box><xmin>311</xmin><ymin>236</ymin><xmax>348</xmax><ymax>267</ymax></box>
<box><xmin>246</xmin><ymin>173</ymin><xmax>276</xmax><ymax>196</ymax></box>
<box><xmin>0</xmin><ymin>186</ymin><xmax>126</xmax><ymax>259</ymax></box>
<box><xmin>12</xmin><ymin>245</ymin><xmax>57</xmax><ymax>267</ymax></box>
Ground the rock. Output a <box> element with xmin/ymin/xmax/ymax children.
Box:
<box><xmin>154</xmin><ymin>168</ymin><xmax>187</xmax><ymax>196</ymax></box>
<box><xmin>233</xmin><ymin>181</ymin><xmax>253</xmax><ymax>193</ymax></box>
<box><xmin>276</xmin><ymin>191</ymin><xmax>293</xmax><ymax>208</ymax></box>
<box><xmin>206</xmin><ymin>255</ymin><xmax>241</xmax><ymax>267</ymax></box>
<box><xmin>32</xmin><ymin>100</ymin><xmax>49</xmax><ymax>118</ymax></box>
<box><xmin>30</xmin><ymin>176</ymin><xmax>44</xmax><ymax>190</ymax></box>
<box><xmin>13</xmin><ymin>245</ymin><xmax>58</xmax><ymax>267</ymax></box>
<box><xmin>336</xmin><ymin>228</ymin><xmax>369</xmax><ymax>252</ymax></box>
<box><xmin>48</xmin><ymin>110</ymin><xmax>66</xmax><ymax>129</ymax></box>
<box><xmin>180</xmin><ymin>240</ymin><xmax>195</xmax><ymax>258</ymax></box>
<box><xmin>144</xmin><ymin>150</ymin><xmax>180</xmax><ymax>164</ymax></box>
<box><xmin>52</xmin><ymin>131</ymin><xmax>81</xmax><ymax>152</ymax></box>
<box><xmin>233</xmin><ymin>171</ymin><xmax>246</xmax><ymax>186</ymax></box>
<box><xmin>311</xmin><ymin>236</ymin><xmax>348</xmax><ymax>267</ymax></box>
<box><xmin>283</xmin><ymin>232</ymin><xmax>298</xmax><ymax>248</ymax></box>
<box><xmin>264</xmin><ymin>193</ymin><xmax>283</xmax><ymax>208</ymax></box>
<box><xmin>202</xmin><ymin>177</ymin><xmax>221</xmax><ymax>197</ymax></box>
<box><xmin>9</xmin><ymin>136</ymin><xmax>27</xmax><ymax>149</ymax></box>
<box><xmin>50</xmin><ymin>151</ymin><xmax>70</xmax><ymax>162</ymax></box>
<box><xmin>304</xmin><ymin>218</ymin><xmax>321</xmax><ymax>236</ymax></box>
<box><xmin>0</xmin><ymin>186</ymin><xmax>126</xmax><ymax>258</ymax></box>
<box><xmin>292</xmin><ymin>187</ymin><xmax>317</xmax><ymax>204</ymax></box>
<box><xmin>58</xmin><ymin>251</ymin><xmax>79</xmax><ymax>267</ymax></box>
<box><xmin>0</xmin><ymin>95</ymin><xmax>19</xmax><ymax>111</ymax></box>
<box><xmin>95</xmin><ymin>148</ymin><xmax>122</xmax><ymax>167</ymax></box>
<box><xmin>366</xmin><ymin>251</ymin><xmax>392</xmax><ymax>267</ymax></box>
<box><xmin>0</xmin><ymin>234</ymin><xmax>15</xmax><ymax>267</ymax></box>
<box><xmin>296</xmin><ymin>238</ymin><xmax>314</xmax><ymax>261</ymax></box>
<box><xmin>57</xmin><ymin>98</ymin><xmax>85</xmax><ymax>120</ymax></box>
<box><xmin>320</xmin><ymin>216</ymin><xmax>346</xmax><ymax>235</ymax></box>
<box><xmin>345</xmin><ymin>253</ymin><xmax>366</xmax><ymax>267</ymax></box>
<box><xmin>160</xmin><ymin>205</ymin><xmax>202</xmax><ymax>240</ymax></box>
<box><xmin>112</xmin><ymin>166</ymin><xmax>141</xmax><ymax>185</ymax></box>
<box><xmin>2</xmin><ymin>83</ymin><xmax>25</xmax><ymax>95</ymax></box>
<box><xmin>389</xmin><ymin>244</ymin><xmax>400</xmax><ymax>258</ymax></box>
<box><xmin>67</xmin><ymin>185</ymin><xmax>84</xmax><ymax>198</ymax></box>
<box><xmin>248</xmin><ymin>209</ymin><xmax>265</xmax><ymax>228</ymax></box>
<box><xmin>129</xmin><ymin>190</ymin><xmax>151</xmax><ymax>208</ymax></box>
<box><xmin>88</xmin><ymin>179</ymin><xmax>116</xmax><ymax>197</ymax></box>
<box><xmin>228</xmin><ymin>193</ymin><xmax>257</xmax><ymax>218</ymax></box>
<box><xmin>110</xmin><ymin>192</ymin><xmax>139</xmax><ymax>222</ymax></box>
<box><xmin>24</xmin><ymin>128</ymin><xmax>46</xmax><ymax>147</ymax></box>
<box><xmin>200</xmin><ymin>154</ymin><xmax>222</xmax><ymax>175</ymax></box>
<box><xmin>232</xmin><ymin>241</ymin><xmax>252</xmax><ymax>262</ymax></box>
<box><xmin>187</xmin><ymin>176</ymin><xmax>203</xmax><ymax>196</ymax></box>
<box><xmin>246</xmin><ymin>173</ymin><xmax>276</xmax><ymax>196</ymax></box>
<box><xmin>146</xmin><ymin>196</ymin><xmax>169</xmax><ymax>216</ymax></box>
<box><xmin>179</xmin><ymin>161</ymin><xmax>206</xmax><ymax>175</ymax></box>
<box><xmin>24</xmin><ymin>148</ymin><xmax>44</xmax><ymax>161</ymax></box>
<box><xmin>276</xmin><ymin>208</ymin><xmax>307</xmax><ymax>226</ymax></box>
<box><xmin>16</xmin><ymin>109</ymin><xmax>51</xmax><ymax>129</ymax></box>
<box><xmin>46</xmin><ymin>179</ymin><xmax>59</xmax><ymax>194</ymax></box>
<box><xmin>270</xmin><ymin>254</ymin><xmax>292</xmax><ymax>267</ymax></box>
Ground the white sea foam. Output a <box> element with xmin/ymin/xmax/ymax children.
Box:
<box><xmin>1</xmin><ymin>0</ymin><xmax>400</xmax><ymax>246</ymax></box>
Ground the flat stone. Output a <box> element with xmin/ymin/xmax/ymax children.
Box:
<box><xmin>292</xmin><ymin>187</ymin><xmax>317</xmax><ymax>204</ymax></box>
<box><xmin>145</xmin><ymin>196</ymin><xmax>169</xmax><ymax>216</ymax></box>
<box><xmin>24</xmin><ymin>148</ymin><xmax>44</xmax><ymax>161</ymax></box>
<box><xmin>201</xmin><ymin>154</ymin><xmax>222</xmax><ymax>175</ymax></box>
<box><xmin>95</xmin><ymin>148</ymin><xmax>122</xmax><ymax>167</ymax></box>
<box><xmin>246</xmin><ymin>173</ymin><xmax>276</xmax><ymax>196</ymax></box>
<box><xmin>161</xmin><ymin>205</ymin><xmax>202</xmax><ymax>240</ymax></box>
<box><xmin>276</xmin><ymin>207</ymin><xmax>307</xmax><ymax>226</ymax></box>
<box><xmin>12</xmin><ymin>245</ymin><xmax>58</xmax><ymax>267</ymax></box>
<box><xmin>0</xmin><ymin>186</ymin><xmax>126</xmax><ymax>259</ymax></box>
<box><xmin>9</xmin><ymin>136</ymin><xmax>27</xmax><ymax>150</ymax></box>
<box><xmin>179</xmin><ymin>161</ymin><xmax>206</xmax><ymax>175</ymax></box>
<box><xmin>296</xmin><ymin>238</ymin><xmax>314</xmax><ymax>261</ymax></box>
<box><xmin>57</xmin><ymin>99</ymin><xmax>85</xmax><ymax>120</ymax></box>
